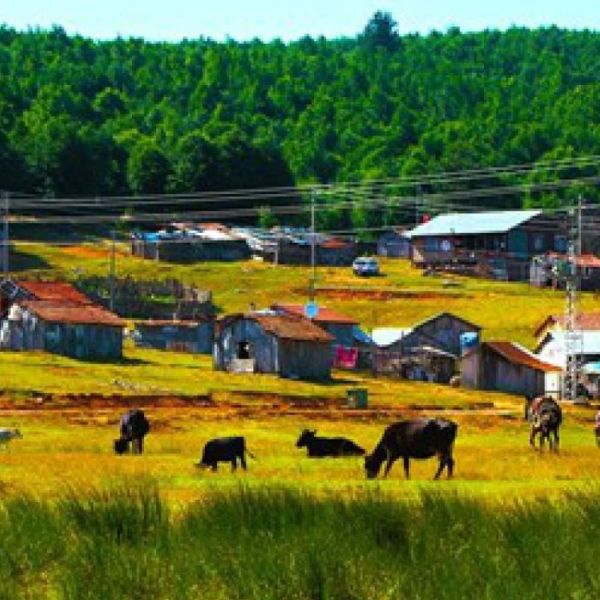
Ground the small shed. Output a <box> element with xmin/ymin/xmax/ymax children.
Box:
<box><xmin>382</xmin><ymin>312</ymin><xmax>481</xmax><ymax>357</ymax></box>
<box><xmin>133</xmin><ymin>319</ymin><xmax>214</xmax><ymax>353</ymax></box>
<box><xmin>0</xmin><ymin>300</ymin><xmax>124</xmax><ymax>360</ymax></box>
<box><xmin>213</xmin><ymin>312</ymin><xmax>334</xmax><ymax>380</ymax></box>
<box><xmin>271</xmin><ymin>303</ymin><xmax>359</xmax><ymax>347</ymax></box>
<box><xmin>461</xmin><ymin>341</ymin><xmax>562</xmax><ymax>398</ymax></box>
<box><xmin>377</xmin><ymin>229</ymin><xmax>411</xmax><ymax>258</ymax></box>
<box><xmin>530</xmin><ymin>253</ymin><xmax>600</xmax><ymax>291</ymax></box>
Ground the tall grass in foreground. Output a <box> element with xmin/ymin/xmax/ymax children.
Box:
<box><xmin>0</xmin><ymin>483</ymin><xmax>598</xmax><ymax>600</ymax></box>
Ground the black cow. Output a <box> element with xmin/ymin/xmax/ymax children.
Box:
<box><xmin>196</xmin><ymin>436</ymin><xmax>255</xmax><ymax>471</ymax></box>
<box><xmin>296</xmin><ymin>429</ymin><xmax>365</xmax><ymax>457</ymax></box>
<box><xmin>364</xmin><ymin>418</ymin><xmax>458</xmax><ymax>480</ymax></box>
<box><xmin>529</xmin><ymin>396</ymin><xmax>562</xmax><ymax>452</ymax></box>
<box><xmin>114</xmin><ymin>409</ymin><xmax>150</xmax><ymax>455</ymax></box>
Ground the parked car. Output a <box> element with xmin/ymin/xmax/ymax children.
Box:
<box><xmin>353</xmin><ymin>257</ymin><xmax>380</xmax><ymax>277</ymax></box>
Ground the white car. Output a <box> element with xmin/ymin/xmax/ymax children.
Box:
<box><xmin>352</xmin><ymin>257</ymin><xmax>380</xmax><ymax>277</ymax></box>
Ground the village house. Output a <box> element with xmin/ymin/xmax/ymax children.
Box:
<box><xmin>371</xmin><ymin>312</ymin><xmax>481</xmax><ymax>382</ymax></box>
<box><xmin>132</xmin><ymin>318</ymin><xmax>214</xmax><ymax>354</ymax></box>
<box><xmin>213</xmin><ymin>311</ymin><xmax>334</xmax><ymax>380</ymax></box>
<box><xmin>377</xmin><ymin>229</ymin><xmax>411</xmax><ymax>258</ymax></box>
<box><xmin>0</xmin><ymin>280</ymin><xmax>124</xmax><ymax>360</ymax></box>
<box><xmin>271</xmin><ymin>303</ymin><xmax>372</xmax><ymax>369</ymax></box>
<box><xmin>530</xmin><ymin>253</ymin><xmax>600</xmax><ymax>291</ymax></box>
<box><xmin>461</xmin><ymin>341</ymin><xmax>562</xmax><ymax>398</ymax></box>
<box><xmin>534</xmin><ymin>312</ymin><xmax>600</xmax><ymax>345</ymax></box>
<box><xmin>131</xmin><ymin>222</ymin><xmax>251</xmax><ymax>263</ymax></box>
<box><xmin>261</xmin><ymin>236</ymin><xmax>357</xmax><ymax>266</ymax></box>
<box><xmin>406</xmin><ymin>210</ymin><xmax>568</xmax><ymax>281</ymax></box>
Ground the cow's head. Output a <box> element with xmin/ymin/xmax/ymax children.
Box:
<box><xmin>364</xmin><ymin>453</ymin><xmax>383</xmax><ymax>479</ymax></box>
<box><xmin>113</xmin><ymin>438</ymin><xmax>129</xmax><ymax>455</ymax></box>
<box><xmin>296</xmin><ymin>429</ymin><xmax>316</xmax><ymax>448</ymax></box>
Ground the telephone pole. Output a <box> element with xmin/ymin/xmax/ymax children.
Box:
<box><xmin>309</xmin><ymin>190</ymin><xmax>316</xmax><ymax>302</ymax></box>
<box><xmin>109</xmin><ymin>229</ymin><xmax>116</xmax><ymax>311</ymax></box>
<box><xmin>1</xmin><ymin>191</ymin><xmax>9</xmax><ymax>281</ymax></box>
<box><xmin>563</xmin><ymin>196</ymin><xmax>584</xmax><ymax>403</ymax></box>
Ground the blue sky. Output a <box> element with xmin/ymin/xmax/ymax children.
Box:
<box><xmin>2</xmin><ymin>1</ymin><xmax>600</xmax><ymax>41</ymax></box>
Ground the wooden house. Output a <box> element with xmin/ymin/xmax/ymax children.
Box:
<box><xmin>133</xmin><ymin>319</ymin><xmax>214</xmax><ymax>354</ymax></box>
<box><xmin>406</xmin><ymin>210</ymin><xmax>567</xmax><ymax>281</ymax></box>
<box><xmin>377</xmin><ymin>229</ymin><xmax>411</xmax><ymax>258</ymax></box>
<box><xmin>213</xmin><ymin>312</ymin><xmax>334</xmax><ymax>380</ymax></box>
<box><xmin>530</xmin><ymin>253</ymin><xmax>600</xmax><ymax>291</ymax></box>
<box><xmin>461</xmin><ymin>341</ymin><xmax>562</xmax><ymax>398</ymax></box>
<box><xmin>0</xmin><ymin>280</ymin><xmax>124</xmax><ymax>360</ymax></box>
<box><xmin>271</xmin><ymin>304</ymin><xmax>358</xmax><ymax>347</ymax></box>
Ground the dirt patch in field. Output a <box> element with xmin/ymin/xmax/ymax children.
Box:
<box><xmin>61</xmin><ymin>246</ymin><xmax>119</xmax><ymax>259</ymax></box>
<box><xmin>305</xmin><ymin>288</ymin><xmax>471</xmax><ymax>301</ymax></box>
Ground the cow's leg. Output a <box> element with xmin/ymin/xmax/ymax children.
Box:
<box><xmin>231</xmin><ymin>457</ymin><xmax>237</xmax><ymax>472</ymax></box>
<box><xmin>138</xmin><ymin>436</ymin><xmax>144</xmax><ymax>454</ymax></box>
<box><xmin>446</xmin><ymin>456</ymin><xmax>455</xmax><ymax>478</ymax></box>
<box><xmin>402</xmin><ymin>456</ymin><xmax>410</xmax><ymax>479</ymax></box>
<box><xmin>211</xmin><ymin>462</ymin><xmax>217</xmax><ymax>472</ymax></box>
<box><xmin>530</xmin><ymin>428</ymin><xmax>538</xmax><ymax>449</ymax></box>
<box><xmin>382</xmin><ymin>457</ymin><xmax>395</xmax><ymax>478</ymax></box>
<box><xmin>554</xmin><ymin>428</ymin><xmax>560</xmax><ymax>452</ymax></box>
<box><xmin>240</xmin><ymin>453</ymin><xmax>247</xmax><ymax>470</ymax></box>
<box><xmin>433</xmin><ymin>456</ymin><xmax>445</xmax><ymax>480</ymax></box>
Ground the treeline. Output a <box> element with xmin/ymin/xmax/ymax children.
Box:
<box><xmin>2</xmin><ymin>13</ymin><xmax>600</xmax><ymax>229</ymax></box>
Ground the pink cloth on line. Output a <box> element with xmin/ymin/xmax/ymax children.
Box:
<box><xmin>335</xmin><ymin>346</ymin><xmax>358</xmax><ymax>369</ymax></box>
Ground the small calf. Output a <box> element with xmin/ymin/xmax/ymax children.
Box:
<box><xmin>196</xmin><ymin>436</ymin><xmax>255</xmax><ymax>472</ymax></box>
<box><xmin>296</xmin><ymin>429</ymin><xmax>365</xmax><ymax>457</ymax></box>
<box><xmin>0</xmin><ymin>428</ymin><xmax>23</xmax><ymax>449</ymax></box>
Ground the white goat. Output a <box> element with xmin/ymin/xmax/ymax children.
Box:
<box><xmin>0</xmin><ymin>428</ymin><xmax>23</xmax><ymax>449</ymax></box>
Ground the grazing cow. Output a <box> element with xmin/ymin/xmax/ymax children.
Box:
<box><xmin>296</xmin><ymin>429</ymin><xmax>366</xmax><ymax>457</ymax></box>
<box><xmin>0</xmin><ymin>428</ymin><xmax>22</xmax><ymax>449</ymax></box>
<box><xmin>364</xmin><ymin>418</ymin><xmax>458</xmax><ymax>480</ymax></box>
<box><xmin>114</xmin><ymin>409</ymin><xmax>150</xmax><ymax>455</ymax></box>
<box><xmin>196</xmin><ymin>437</ymin><xmax>255</xmax><ymax>471</ymax></box>
<box><xmin>529</xmin><ymin>396</ymin><xmax>562</xmax><ymax>452</ymax></box>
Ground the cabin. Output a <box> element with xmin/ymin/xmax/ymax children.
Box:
<box><xmin>406</xmin><ymin>210</ymin><xmax>567</xmax><ymax>281</ymax></box>
<box><xmin>213</xmin><ymin>311</ymin><xmax>334</xmax><ymax>380</ymax></box>
<box><xmin>534</xmin><ymin>312</ymin><xmax>600</xmax><ymax>346</ymax></box>
<box><xmin>131</xmin><ymin>222</ymin><xmax>251</xmax><ymax>263</ymax></box>
<box><xmin>261</xmin><ymin>237</ymin><xmax>357</xmax><ymax>266</ymax></box>
<box><xmin>377</xmin><ymin>229</ymin><xmax>411</xmax><ymax>258</ymax></box>
<box><xmin>0</xmin><ymin>280</ymin><xmax>124</xmax><ymax>360</ymax></box>
<box><xmin>271</xmin><ymin>304</ymin><xmax>358</xmax><ymax>347</ymax></box>
<box><xmin>536</xmin><ymin>330</ymin><xmax>600</xmax><ymax>370</ymax></box>
<box><xmin>461</xmin><ymin>341</ymin><xmax>562</xmax><ymax>398</ymax></box>
<box><xmin>377</xmin><ymin>312</ymin><xmax>481</xmax><ymax>357</ymax></box>
<box><xmin>530</xmin><ymin>253</ymin><xmax>600</xmax><ymax>291</ymax></box>
<box><xmin>132</xmin><ymin>319</ymin><xmax>214</xmax><ymax>354</ymax></box>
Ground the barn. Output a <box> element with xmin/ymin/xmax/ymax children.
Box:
<box><xmin>0</xmin><ymin>280</ymin><xmax>124</xmax><ymax>360</ymax></box>
<box><xmin>377</xmin><ymin>229</ymin><xmax>411</xmax><ymax>258</ymax></box>
<box><xmin>461</xmin><ymin>341</ymin><xmax>562</xmax><ymax>398</ymax></box>
<box><xmin>213</xmin><ymin>312</ymin><xmax>334</xmax><ymax>380</ymax></box>
<box><xmin>133</xmin><ymin>319</ymin><xmax>214</xmax><ymax>354</ymax></box>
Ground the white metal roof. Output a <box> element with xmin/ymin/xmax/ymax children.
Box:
<box><xmin>406</xmin><ymin>210</ymin><xmax>542</xmax><ymax>238</ymax></box>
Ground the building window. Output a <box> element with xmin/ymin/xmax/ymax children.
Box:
<box><xmin>554</xmin><ymin>235</ymin><xmax>567</xmax><ymax>253</ymax></box>
<box><xmin>533</xmin><ymin>234</ymin><xmax>545</xmax><ymax>252</ymax></box>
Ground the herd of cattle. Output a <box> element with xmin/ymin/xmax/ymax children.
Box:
<box><xmin>0</xmin><ymin>396</ymin><xmax>581</xmax><ymax>479</ymax></box>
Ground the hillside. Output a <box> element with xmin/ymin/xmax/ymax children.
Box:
<box><xmin>2</xmin><ymin>20</ymin><xmax>600</xmax><ymax>230</ymax></box>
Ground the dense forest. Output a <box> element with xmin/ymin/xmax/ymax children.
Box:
<box><xmin>2</xmin><ymin>12</ymin><xmax>600</xmax><ymax>229</ymax></box>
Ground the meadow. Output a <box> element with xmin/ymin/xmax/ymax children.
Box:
<box><xmin>3</xmin><ymin>242</ymin><xmax>600</xmax><ymax>598</ymax></box>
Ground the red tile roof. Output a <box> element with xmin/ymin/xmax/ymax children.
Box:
<box><xmin>484</xmin><ymin>341</ymin><xmax>561</xmax><ymax>372</ymax></box>
<box><xmin>219</xmin><ymin>313</ymin><xmax>334</xmax><ymax>343</ymax></box>
<box><xmin>545</xmin><ymin>253</ymin><xmax>600</xmax><ymax>268</ymax></box>
<box><xmin>534</xmin><ymin>313</ymin><xmax>600</xmax><ymax>337</ymax></box>
<box><xmin>16</xmin><ymin>281</ymin><xmax>91</xmax><ymax>305</ymax></box>
<box><xmin>18</xmin><ymin>300</ymin><xmax>124</xmax><ymax>327</ymax></box>
<box><xmin>272</xmin><ymin>304</ymin><xmax>358</xmax><ymax>325</ymax></box>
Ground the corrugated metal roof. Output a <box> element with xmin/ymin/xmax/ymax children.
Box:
<box><xmin>219</xmin><ymin>313</ymin><xmax>333</xmax><ymax>343</ymax></box>
<box><xmin>535</xmin><ymin>313</ymin><xmax>600</xmax><ymax>337</ymax></box>
<box><xmin>272</xmin><ymin>304</ymin><xmax>358</xmax><ymax>325</ymax></box>
<box><xmin>406</xmin><ymin>210</ymin><xmax>541</xmax><ymax>237</ymax></box>
<box><xmin>16</xmin><ymin>281</ymin><xmax>91</xmax><ymax>305</ymax></box>
<box><xmin>18</xmin><ymin>300</ymin><xmax>124</xmax><ymax>327</ymax></box>
<box><xmin>485</xmin><ymin>341</ymin><xmax>562</xmax><ymax>372</ymax></box>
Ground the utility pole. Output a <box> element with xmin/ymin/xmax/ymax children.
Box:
<box><xmin>109</xmin><ymin>229</ymin><xmax>116</xmax><ymax>312</ymax></box>
<box><xmin>1</xmin><ymin>191</ymin><xmax>9</xmax><ymax>281</ymax></box>
<box><xmin>563</xmin><ymin>196</ymin><xmax>584</xmax><ymax>403</ymax></box>
<box><xmin>309</xmin><ymin>190</ymin><xmax>316</xmax><ymax>302</ymax></box>
<box><xmin>415</xmin><ymin>183</ymin><xmax>422</xmax><ymax>226</ymax></box>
